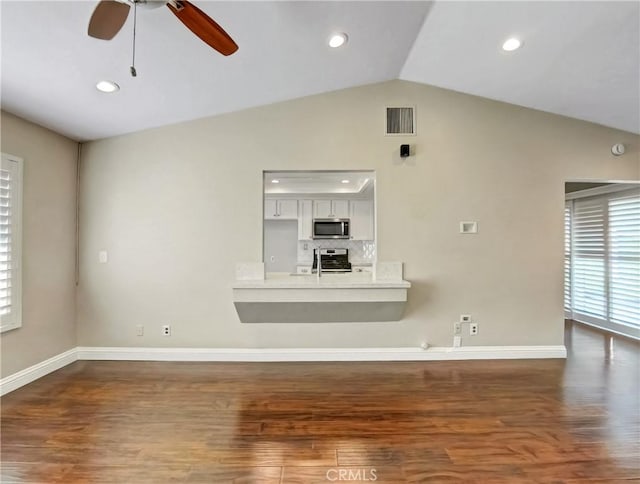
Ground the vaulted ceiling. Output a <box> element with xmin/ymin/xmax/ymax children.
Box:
<box><xmin>1</xmin><ymin>1</ymin><xmax>638</xmax><ymax>142</ymax></box>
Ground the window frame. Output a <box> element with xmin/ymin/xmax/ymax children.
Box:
<box><xmin>0</xmin><ymin>152</ymin><xmax>24</xmax><ymax>333</ymax></box>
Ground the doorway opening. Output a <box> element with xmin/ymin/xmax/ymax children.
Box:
<box><xmin>262</xmin><ymin>170</ymin><xmax>376</xmax><ymax>275</ymax></box>
<box><xmin>564</xmin><ymin>181</ymin><xmax>640</xmax><ymax>340</ymax></box>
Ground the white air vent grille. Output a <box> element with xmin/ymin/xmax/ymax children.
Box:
<box><xmin>386</xmin><ymin>106</ymin><xmax>415</xmax><ymax>135</ymax></box>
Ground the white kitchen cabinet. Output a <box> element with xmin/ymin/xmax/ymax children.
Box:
<box><xmin>278</xmin><ymin>200</ymin><xmax>298</xmax><ymax>219</ymax></box>
<box><xmin>313</xmin><ymin>200</ymin><xmax>332</xmax><ymax>218</ymax></box>
<box><xmin>298</xmin><ymin>200</ymin><xmax>313</xmax><ymax>240</ymax></box>
<box><xmin>264</xmin><ymin>199</ymin><xmax>298</xmax><ymax>220</ymax></box>
<box><xmin>350</xmin><ymin>199</ymin><xmax>374</xmax><ymax>240</ymax></box>
<box><xmin>313</xmin><ymin>199</ymin><xmax>350</xmax><ymax>219</ymax></box>
<box><xmin>264</xmin><ymin>199</ymin><xmax>278</xmax><ymax>219</ymax></box>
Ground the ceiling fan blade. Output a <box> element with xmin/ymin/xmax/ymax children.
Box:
<box><xmin>88</xmin><ymin>0</ymin><xmax>131</xmax><ymax>40</ymax></box>
<box><xmin>167</xmin><ymin>1</ymin><xmax>238</xmax><ymax>56</ymax></box>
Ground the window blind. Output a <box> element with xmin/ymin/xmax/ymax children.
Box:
<box><xmin>608</xmin><ymin>192</ymin><xmax>640</xmax><ymax>328</ymax></box>
<box><xmin>572</xmin><ymin>197</ymin><xmax>607</xmax><ymax>320</ymax></box>
<box><xmin>566</xmin><ymin>187</ymin><xmax>640</xmax><ymax>338</ymax></box>
<box><xmin>564</xmin><ymin>201</ymin><xmax>572</xmax><ymax>315</ymax></box>
<box><xmin>0</xmin><ymin>153</ymin><xmax>22</xmax><ymax>333</ymax></box>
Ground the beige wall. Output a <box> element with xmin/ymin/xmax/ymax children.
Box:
<box><xmin>0</xmin><ymin>111</ymin><xmax>78</xmax><ymax>377</ymax></box>
<box><xmin>77</xmin><ymin>80</ymin><xmax>639</xmax><ymax>349</ymax></box>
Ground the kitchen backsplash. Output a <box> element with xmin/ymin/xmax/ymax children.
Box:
<box><xmin>298</xmin><ymin>240</ymin><xmax>376</xmax><ymax>266</ymax></box>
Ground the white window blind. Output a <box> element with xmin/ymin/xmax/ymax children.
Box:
<box><xmin>608</xmin><ymin>192</ymin><xmax>640</xmax><ymax>327</ymax></box>
<box><xmin>567</xmin><ymin>187</ymin><xmax>640</xmax><ymax>338</ymax></box>
<box><xmin>572</xmin><ymin>197</ymin><xmax>607</xmax><ymax>321</ymax></box>
<box><xmin>0</xmin><ymin>153</ymin><xmax>23</xmax><ymax>333</ymax></box>
<box><xmin>564</xmin><ymin>201</ymin><xmax>572</xmax><ymax>315</ymax></box>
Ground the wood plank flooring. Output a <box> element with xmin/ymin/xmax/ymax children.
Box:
<box><xmin>1</xmin><ymin>321</ymin><xmax>638</xmax><ymax>483</ymax></box>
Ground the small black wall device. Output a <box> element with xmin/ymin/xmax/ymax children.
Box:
<box><xmin>400</xmin><ymin>144</ymin><xmax>410</xmax><ymax>158</ymax></box>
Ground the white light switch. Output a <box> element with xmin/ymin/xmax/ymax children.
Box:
<box><xmin>98</xmin><ymin>250</ymin><xmax>108</xmax><ymax>263</ymax></box>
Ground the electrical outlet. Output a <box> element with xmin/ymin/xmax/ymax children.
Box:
<box><xmin>453</xmin><ymin>322</ymin><xmax>462</xmax><ymax>335</ymax></box>
<box><xmin>470</xmin><ymin>323</ymin><xmax>479</xmax><ymax>336</ymax></box>
<box><xmin>136</xmin><ymin>325</ymin><xmax>144</xmax><ymax>336</ymax></box>
<box><xmin>453</xmin><ymin>336</ymin><xmax>462</xmax><ymax>347</ymax></box>
<box><xmin>162</xmin><ymin>325</ymin><xmax>171</xmax><ymax>336</ymax></box>
<box><xmin>460</xmin><ymin>314</ymin><xmax>472</xmax><ymax>323</ymax></box>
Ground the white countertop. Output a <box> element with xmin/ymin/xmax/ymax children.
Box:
<box><xmin>232</xmin><ymin>272</ymin><xmax>411</xmax><ymax>289</ymax></box>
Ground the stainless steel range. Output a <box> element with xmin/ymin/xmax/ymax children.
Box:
<box><xmin>312</xmin><ymin>248</ymin><xmax>352</xmax><ymax>273</ymax></box>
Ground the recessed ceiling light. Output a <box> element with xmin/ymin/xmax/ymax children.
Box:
<box><xmin>341</xmin><ymin>179</ymin><xmax>350</xmax><ymax>184</ymax></box>
<box><xmin>502</xmin><ymin>37</ymin><xmax>522</xmax><ymax>52</ymax></box>
<box><xmin>329</xmin><ymin>33</ymin><xmax>348</xmax><ymax>48</ymax></box>
<box><xmin>96</xmin><ymin>80</ymin><xmax>120</xmax><ymax>93</ymax></box>
<box><xmin>271</xmin><ymin>179</ymin><xmax>280</xmax><ymax>184</ymax></box>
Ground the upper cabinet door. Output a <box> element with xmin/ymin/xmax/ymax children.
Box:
<box><xmin>332</xmin><ymin>200</ymin><xmax>350</xmax><ymax>219</ymax></box>
<box><xmin>264</xmin><ymin>199</ymin><xmax>278</xmax><ymax>219</ymax></box>
<box><xmin>313</xmin><ymin>200</ymin><xmax>332</xmax><ymax>218</ymax></box>
<box><xmin>265</xmin><ymin>199</ymin><xmax>298</xmax><ymax>219</ymax></box>
<box><xmin>278</xmin><ymin>199</ymin><xmax>299</xmax><ymax>220</ymax></box>
<box><xmin>313</xmin><ymin>200</ymin><xmax>350</xmax><ymax>219</ymax></box>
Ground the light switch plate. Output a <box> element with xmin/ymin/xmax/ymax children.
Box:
<box><xmin>98</xmin><ymin>250</ymin><xmax>108</xmax><ymax>263</ymax></box>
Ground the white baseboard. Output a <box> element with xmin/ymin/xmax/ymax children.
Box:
<box><xmin>1</xmin><ymin>345</ymin><xmax>567</xmax><ymax>395</ymax></box>
<box><xmin>0</xmin><ymin>348</ymin><xmax>78</xmax><ymax>396</ymax></box>
<box><xmin>77</xmin><ymin>345</ymin><xmax>567</xmax><ymax>362</ymax></box>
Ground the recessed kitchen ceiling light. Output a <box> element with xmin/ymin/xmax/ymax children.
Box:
<box><xmin>271</xmin><ymin>179</ymin><xmax>280</xmax><ymax>184</ymax></box>
<box><xmin>329</xmin><ymin>33</ymin><xmax>348</xmax><ymax>48</ymax></box>
<box><xmin>96</xmin><ymin>80</ymin><xmax>120</xmax><ymax>93</ymax></box>
<box><xmin>341</xmin><ymin>179</ymin><xmax>350</xmax><ymax>184</ymax></box>
<box><xmin>502</xmin><ymin>37</ymin><xmax>522</xmax><ymax>52</ymax></box>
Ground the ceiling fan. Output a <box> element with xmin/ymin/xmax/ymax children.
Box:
<box><xmin>88</xmin><ymin>0</ymin><xmax>238</xmax><ymax>76</ymax></box>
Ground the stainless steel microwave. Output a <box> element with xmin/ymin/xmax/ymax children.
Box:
<box><xmin>312</xmin><ymin>218</ymin><xmax>350</xmax><ymax>239</ymax></box>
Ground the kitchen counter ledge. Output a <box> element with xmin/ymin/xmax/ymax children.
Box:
<box><xmin>232</xmin><ymin>272</ymin><xmax>411</xmax><ymax>289</ymax></box>
<box><xmin>232</xmin><ymin>264</ymin><xmax>411</xmax><ymax>323</ymax></box>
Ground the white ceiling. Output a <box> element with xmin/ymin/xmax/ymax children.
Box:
<box><xmin>401</xmin><ymin>1</ymin><xmax>640</xmax><ymax>136</ymax></box>
<box><xmin>1</xmin><ymin>1</ymin><xmax>638</xmax><ymax>142</ymax></box>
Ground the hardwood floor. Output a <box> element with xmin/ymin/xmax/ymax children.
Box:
<box><xmin>1</xmin><ymin>322</ymin><xmax>638</xmax><ymax>483</ymax></box>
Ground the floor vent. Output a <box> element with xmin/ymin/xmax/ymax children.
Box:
<box><xmin>386</xmin><ymin>106</ymin><xmax>415</xmax><ymax>135</ymax></box>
